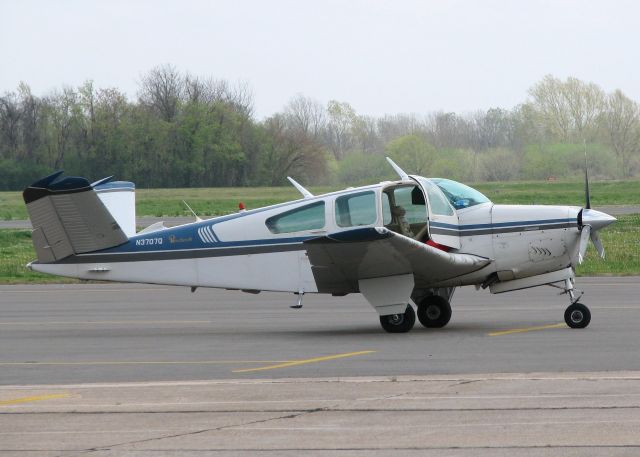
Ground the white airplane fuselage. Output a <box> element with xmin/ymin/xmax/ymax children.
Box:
<box><xmin>30</xmin><ymin>179</ymin><xmax>592</xmax><ymax>294</ymax></box>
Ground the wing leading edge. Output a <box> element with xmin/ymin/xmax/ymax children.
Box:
<box><xmin>304</xmin><ymin>227</ymin><xmax>491</xmax><ymax>294</ymax></box>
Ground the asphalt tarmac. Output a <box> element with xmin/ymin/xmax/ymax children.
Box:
<box><xmin>1</xmin><ymin>278</ymin><xmax>639</xmax><ymax>385</ymax></box>
<box><xmin>2</xmin><ymin>279</ymin><xmax>640</xmax><ymax>455</ymax></box>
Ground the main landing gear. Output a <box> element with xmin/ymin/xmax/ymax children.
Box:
<box><xmin>562</xmin><ymin>278</ymin><xmax>591</xmax><ymax>329</ymax></box>
<box><xmin>379</xmin><ymin>304</ymin><xmax>415</xmax><ymax>333</ymax></box>
<box><xmin>378</xmin><ymin>291</ymin><xmax>454</xmax><ymax>333</ymax></box>
<box><xmin>417</xmin><ymin>295</ymin><xmax>452</xmax><ymax>328</ymax></box>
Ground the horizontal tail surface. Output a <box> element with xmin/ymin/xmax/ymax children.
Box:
<box><xmin>23</xmin><ymin>171</ymin><xmax>130</xmax><ymax>263</ymax></box>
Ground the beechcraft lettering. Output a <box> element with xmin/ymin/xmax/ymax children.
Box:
<box><xmin>22</xmin><ymin>158</ymin><xmax>615</xmax><ymax>333</ymax></box>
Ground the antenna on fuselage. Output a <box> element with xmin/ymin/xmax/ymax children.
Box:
<box><xmin>182</xmin><ymin>200</ymin><xmax>202</xmax><ymax>222</ymax></box>
<box><xmin>385</xmin><ymin>157</ymin><xmax>410</xmax><ymax>181</ymax></box>
<box><xmin>287</xmin><ymin>177</ymin><xmax>314</xmax><ymax>199</ymax></box>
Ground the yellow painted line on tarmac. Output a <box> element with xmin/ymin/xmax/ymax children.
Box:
<box><xmin>0</xmin><ymin>360</ymin><xmax>288</xmax><ymax>366</ymax></box>
<box><xmin>232</xmin><ymin>350</ymin><xmax>376</xmax><ymax>373</ymax></box>
<box><xmin>488</xmin><ymin>323</ymin><xmax>566</xmax><ymax>337</ymax></box>
<box><xmin>0</xmin><ymin>393</ymin><xmax>70</xmax><ymax>406</ymax></box>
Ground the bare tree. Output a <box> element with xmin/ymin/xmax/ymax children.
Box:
<box><xmin>17</xmin><ymin>82</ymin><xmax>40</xmax><ymax>160</ymax></box>
<box><xmin>138</xmin><ymin>64</ymin><xmax>183</xmax><ymax>122</ymax></box>
<box><xmin>227</xmin><ymin>80</ymin><xmax>254</xmax><ymax>118</ymax></box>
<box><xmin>528</xmin><ymin>75</ymin><xmax>605</xmax><ymax>142</ymax></box>
<box><xmin>325</xmin><ymin>100</ymin><xmax>358</xmax><ymax>160</ymax></box>
<box><xmin>377</xmin><ymin>114</ymin><xmax>424</xmax><ymax>145</ymax></box>
<box><xmin>44</xmin><ymin>87</ymin><xmax>80</xmax><ymax>169</ymax></box>
<box><xmin>562</xmin><ymin>77</ymin><xmax>605</xmax><ymax>140</ymax></box>
<box><xmin>528</xmin><ymin>75</ymin><xmax>572</xmax><ymax>141</ymax></box>
<box><xmin>351</xmin><ymin>114</ymin><xmax>382</xmax><ymax>154</ymax></box>
<box><xmin>426</xmin><ymin>112</ymin><xmax>464</xmax><ymax>149</ymax></box>
<box><xmin>283</xmin><ymin>94</ymin><xmax>326</xmax><ymax>140</ymax></box>
<box><xmin>262</xmin><ymin>114</ymin><xmax>326</xmax><ymax>185</ymax></box>
<box><xmin>470</xmin><ymin>108</ymin><xmax>514</xmax><ymax>151</ymax></box>
<box><xmin>603</xmin><ymin>90</ymin><xmax>640</xmax><ymax>177</ymax></box>
<box><xmin>0</xmin><ymin>91</ymin><xmax>21</xmax><ymax>157</ymax></box>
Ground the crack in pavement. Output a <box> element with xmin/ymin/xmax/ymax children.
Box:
<box><xmin>7</xmin><ymin>404</ymin><xmax>640</xmax><ymax>416</ymax></box>
<box><xmin>13</xmin><ymin>444</ymin><xmax>640</xmax><ymax>454</ymax></box>
<box><xmin>53</xmin><ymin>407</ymin><xmax>328</xmax><ymax>457</ymax></box>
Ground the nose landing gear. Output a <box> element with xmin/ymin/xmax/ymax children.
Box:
<box><xmin>562</xmin><ymin>278</ymin><xmax>591</xmax><ymax>329</ymax></box>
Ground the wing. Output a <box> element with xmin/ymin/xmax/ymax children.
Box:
<box><xmin>304</xmin><ymin>227</ymin><xmax>491</xmax><ymax>294</ymax></box>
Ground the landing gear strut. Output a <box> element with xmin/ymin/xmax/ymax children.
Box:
<box><xmin>562</xmin><ymin>278</ymin><xmax>591</xmax><ymax>329</ymax></box>
<box><xmin>380</xmin><ymin>305</ymin><xmax>415</xmax><ymax>333</ymax></box>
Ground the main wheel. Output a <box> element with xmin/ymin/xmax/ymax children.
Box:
<box><xmin>564</xmin><ymin>302</ymin><xmax>591</xmax><ymax>329</ymax></box>
<box><xmin>379</xmin><ymin>305</ymin><xmax>415</xmax><ymax>333</ymax></box>
<box><xmin>417</xmin><ymin>295</ymin><xmax>452</xmax><ymax>328</ymax></box>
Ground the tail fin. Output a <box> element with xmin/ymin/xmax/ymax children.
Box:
<box><xmin>23</xmin><ymin>171</ymin><xmax>131</xmax><ymax>263</ymax></box>
<box><xmin>93</xmin><ymin>180</ymin><xmax>136</xmax><ymax>237</ymax></box>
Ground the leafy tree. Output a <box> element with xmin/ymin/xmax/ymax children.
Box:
<box><xmin>386</xmin><ymin>134</ymin><xmax>436</xmax><ymax>175</ymax></box>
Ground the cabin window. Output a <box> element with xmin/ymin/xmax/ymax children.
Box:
<box><xmin>335</xmin><ymin>191</ymin><xmax>377</xmax><ymax>227</ymax></box>
<box><xmin>265</xmin><ymin>201</ymin><xmax>325</xmax><ymax>234</ymax></box>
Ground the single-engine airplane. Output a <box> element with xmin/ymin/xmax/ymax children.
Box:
<box><xmin>23</xmin><ymin>158</ymin><xmax>615</xmax><ymax>333</ymax></box>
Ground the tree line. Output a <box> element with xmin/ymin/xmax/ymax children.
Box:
<box><xmin>1</xmin><ymin>66</ymin><xmax>639</xmax><ymax>191</ymax></box>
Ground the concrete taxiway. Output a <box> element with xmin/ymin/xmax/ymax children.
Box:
<box><xmin>1</xmin><ymin>278</ymin><xmax>640</xmax><ymax>455</ymax></box>
<box><xmin>3</xmin><ymin>372</ymin><xmax>640</xmax><ymax>456</ymax></box>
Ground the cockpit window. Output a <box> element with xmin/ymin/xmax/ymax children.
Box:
<box><xmin>432</xmin><ymin>178</ymin><xmax>491</xmax><ymax>210</ymax></box>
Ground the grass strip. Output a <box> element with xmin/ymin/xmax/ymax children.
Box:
<box><xmin>1</xmin><ymin>179</ymin><xmax>639</xmax><ymax>219</ymax></box>
<box><xmin>0</xmin><ymin>214</ymin><xmax>637</xmax><ymax>283</ymax></box>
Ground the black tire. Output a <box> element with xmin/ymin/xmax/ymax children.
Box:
<box><xmin>380</xmin><ymin>304</ymin><xmax>415</xmax><ymax>333</ymax></box>
<box><xmin>417</xmin><ymin>295</ymin><xmax>452</xmax><ymax>328</ymax></box>
<box><xmin>564</xmin><ymin>302</ymin><xmax>591</xmax><ymax>329</ymax></box>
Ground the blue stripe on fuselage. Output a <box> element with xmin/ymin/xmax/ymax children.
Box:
<box><xmin>430</xmin><ymin>218</ymin><xmax>575</xmax><ymax>231</ymax></box>
<box><xmin>96</xmin><ymin>216</ymin><xmax>575</xmax><ymax>255</ymax></box>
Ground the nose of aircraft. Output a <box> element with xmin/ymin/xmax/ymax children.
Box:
<box><xmin>580</xmin><ymin>208</ymin><xmax>617</xmax><ymax>231</ymax></box>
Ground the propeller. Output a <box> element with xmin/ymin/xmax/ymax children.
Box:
<box><xmin>576</xmin><ymin>150</ymin><xmax>615</xmax><ymax>264</ymax></box>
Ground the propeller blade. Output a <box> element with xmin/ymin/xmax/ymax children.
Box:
<box><xmin>578</xmin><ymin>225</ymin><xmax>591</xmax><ymax>264</ymax></box>
<box><xmin>591</xmin><ymin>231</ymin><xmax>605</xmax><ymax>259</ymax></box>
<box><xmin>584</xmin><ymin>146</ymin><xmax>591</xmax><ymax>209</ymax></box>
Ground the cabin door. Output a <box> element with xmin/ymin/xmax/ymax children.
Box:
<box><xmin>412</xmin><ymin>176</ymin><xmax>461</xmax><ymax>249</ymax></box>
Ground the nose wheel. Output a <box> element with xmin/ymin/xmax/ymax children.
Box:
<box><xmin>561</xmin><ymin>278</ymin><xmax>591</xmax><ymax>329</ymax></box>
<box><xmin>564</xmin><ymin>302</ymin><xmax>591</xmax><ymax>328</ymax></box>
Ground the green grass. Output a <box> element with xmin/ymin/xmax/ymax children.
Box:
<box><xmin>1</xmin><ymin>179</ymin><xmax>639</xmax><ymax>220</ymax></box>
<box><xmin>1</xmin><ymin>214</ymin><xmax>637</xmax><ymax>283</ymax></box>
<box><xmin>577</xmin><ymin>214</ymin><xmax>640</xmax><ymax>276</ymax></box>
<box><xmin>474</xmin><ymin>180</ymin><xmax>640</xmax><ymax>206</ymax></box>
<box><xmin>0</xmin><ymin>230</ymin><xmax>77</xmax><ymax>284</ymax></box>
<box><xmin>134</xmin><ymin>186</ymin><xmax>338</xmax><ymax>217</ymax></box>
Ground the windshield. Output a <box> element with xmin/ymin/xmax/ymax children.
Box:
<box><xmin>431</xmin><ymin>178</ymin><xmax>491</xmax><ymax>210</ymax></box>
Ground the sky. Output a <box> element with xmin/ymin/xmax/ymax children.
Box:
<box><xmin>1</xmin><ymin>0</ymin><xmax>639</xmax><ymax>119</ymax></box>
